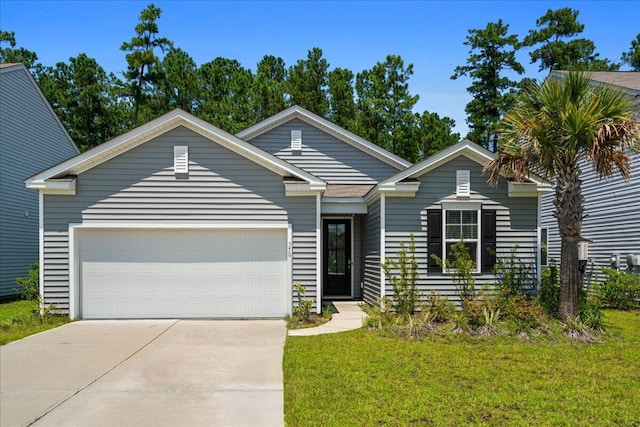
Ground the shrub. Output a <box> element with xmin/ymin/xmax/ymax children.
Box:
<box><xmin>382</xmin><ymin>235</ymin><xmax>421</xmax><ymax>317</ymax></box>
<box><xmin>595</xmin><ymin>268</ymin><xmax>640</xmax><ymax>310</ymax></box>
<box><xmin>292</xmin><ymin>283</ymin><xmax>313</xmax><ymax>322</ymax></box>
<box><xmin>494</xmin><ymin>248</ymin><xmax>534</xmax><ymax>298</ymax></box>
<box><xmin>499</xmin><ymin>294</ymin><xmax>547</xmax><ymax>330</ymax></box>
<box><xmin>424</xmin><ymin>291</ymin><xmax>454</xmax><ymax>323</ymax></box>
<box><xmin>539</xmin><ymin>266</ymin><xmax>560</xmax><ymax>316</ymax></box>
<box><xmin>461</xmin><ymin>292</ymin><xmax>494</xmax><ymax>329</ymax></box>
<box><xmin>16</xmin><ymin>262</ymin><xmax>39</xmax><ymax>301</ymax></box>
<box><xmin>431</xmin><ymin>237</ymin><xmax>476</xmax><ymax>304</ymax></box>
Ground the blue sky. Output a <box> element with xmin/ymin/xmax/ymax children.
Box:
<box><xmin>1</xmin><ymin>1</ymin><xmax>638</xmax><ymax>135</ymax></box>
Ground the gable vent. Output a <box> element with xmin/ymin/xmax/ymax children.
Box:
<box><xmin>174</xmin><ymin>146</ymin><xmax>189</xmax><ymax>174</ymax></box>
<box><xmin>456</xmin><ymin>170</ymin><xmax>470</xmax><ymax>197</ymax></box>
<box><xmin>291</xmin><ymin>130</ymin><xmax>302</xmax><ymax>151</ymax></box>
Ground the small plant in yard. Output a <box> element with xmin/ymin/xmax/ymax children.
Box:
<box><xmin>381</xmin><ymin>235</ymin><xmax>420</xmax><ymax>318</ymax></box>
<box><xmin>595</xmin><ymin>268</ymin><xmax>640</xmax><ymax>310</ymax></box>
<box><xmin>494</xmin><ymin>248</ymin><xmax>533</xmax><ymax>298</ymax></box>
<box><xmin>476</xmin><ymin>306</ymin><xmax>501</xmax><ymax>336</ymax></box>
<box><xmin>286</xmin><ymin>283</ymin><xmax>332</xmax><ymax>329</ymax></box>
<box><xmin>562</xmin><ymin>315</ymin><xmax>598</xmax><ymax>344</ymax></box>
<box><xmin>424</xmin><ymin>291</ymin><xmax>454</xmax><ymax>323</ymax></box>
<box><xmin>15</xmin><ymin>262</ymin><xmax>39</xmax><ymax>301</ymax></box>
<box><xmin>361</xmin><ymin>297</ymin><xmax>396</xmax><ymax>330</ymax></box>
<box><xmin>292</xmin><ymin>283</ymin><xmax>313</xmax><ymax>321</ymax></box>
<box><xmin>431</xmin><ymin>237</ymin><xmax>476</xmax><ymax>304</ymax></box>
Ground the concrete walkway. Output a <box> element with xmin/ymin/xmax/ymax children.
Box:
<box><xmin>288</xmin><ymin>301</ymin><xmax>367</xmax><ymax>336</ymax></box>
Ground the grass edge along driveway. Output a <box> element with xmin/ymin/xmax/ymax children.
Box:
<box><xmin>284</xmin><ymin>310</ymin><xmax>640</xmax><ymax>427</ymax></box>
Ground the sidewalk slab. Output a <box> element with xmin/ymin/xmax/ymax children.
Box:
<box><xmin>288</xmin><ymin>301</ymin><xmax>367</xmax><ymax>337</ymax></box>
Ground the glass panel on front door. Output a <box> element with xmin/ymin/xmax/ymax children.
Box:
<box><xmin>327</xmin><ymin>223</ymin><xmax>346</xmax><ymax>275</ymax></box>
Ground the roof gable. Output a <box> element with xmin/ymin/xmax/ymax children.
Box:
<box><xmin>380</xmin><ymin>140</ymin><xmax>550</xmax><ymax>190</ymax></box>
<box><xmin>236</xmin><ymin>105</ymin><xmax>412</xmax><ymax>170</ymax></box>
<box><xmin>27</xmin><ymin>109</ymin><xmax>325</xmax><ymax>190</ymax></box>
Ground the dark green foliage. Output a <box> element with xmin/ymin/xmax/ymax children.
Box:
<box><xmin>120</xmin><ymin>3</ymin><xmax>173</xmax><ymax>126</ymax></box>
<box><xmin>621</xmin><ymin>33</ymin><xmax>640</xmax><ymax>71</ymax></box>
<box><xmin>252</xmin><ymin>55</ymin><xmax>288</xmax><ymax>121</ymax></box>
<box><xmin>287</xmin><ymin>47</ymin><xmax>329</xmax><ymax>116</ymax></box>
<box><xmin>596</xmin><ymin>268</ymin><xmax>640</xmax><ymax>310</ymax></box>
<box><xmin>0</xmin><ymin>30</ymin><xmax>39</xmax><ymax>71</ymax></box>
<box><xmin>494</xmin><ymin>247</ymin><xmax>534</xmax><ymax>297</ymax></box>
<box><xmin>156</xmin><ymin>47</ymin><xmax>200</xmax><ymax>113</ymax></box>
<box><xmin>197</xmin><ymin>58</ymin><xmax>254</xmax><ymax>133</ymax></box>
<box><xmin>36</xmin><ymin>54</ymin><xmax>126</xmax><ymax>151</ymax></box>
<box><xmin>327</xmin><ymin>67</ymin><xmax>357</xmax><ymax>131</ymax></box>
<box><xmin>451</xmin><ymin>19</ymin><xmax>524</xmax><ymax>151</ymax></box>
<box><xmin>412</xmin><ymin>111</ymin><xmax>461</xmax><ymax>158</ymax></box>
<box><xmin>382</xmin><ymin>235</ymin><xmax>420</xmax><ymax>317</ymax></box>
<box><xmin>15</xmin><ymin>263</ymin><xmax>39</xmax><ymax>301</ymax></box>
<box><xmin>355</xmin><ymin>55</ymin><xmax>421</xmax><ymax>161</ymax></box>
<box><xmin>539</xmin><ymin>266</ymin><xmax>560</xmax><ymax>316</ymax></box>
<box><xmin>523</xmin><ymin>7</ymin><xmax>618</xmax><ymax>72</ymax></box>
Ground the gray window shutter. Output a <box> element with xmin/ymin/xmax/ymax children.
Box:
<box><xmin>481</xmin><ymin>209</ymin><xmax>496</xmax><ymax>273</ymax></box>
<box><xmin>427</xmin><ymin>209</ymin><xmax>442</xmax><ymax>273</ymax></box>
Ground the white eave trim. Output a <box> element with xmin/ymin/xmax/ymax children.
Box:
<box><xmin>284</xmin><ymin>181</ymin><xmax>327</xmax><ymax>196</ymax></box>
<box><xmin>27</xmin><ymin>178</ymin><xmax>76</xmax><ymax>194</ymax></box>
<box><xmin>236</xmin><ymin>106</ymin><xmax>412</xmax><ymax>170</ymax></box>
<box><xmin>321</xmin><ymin>197</ymin><xmax>368</xmax><ymax>214</ymax></box>
<box><xmin>508</xmin><ymin>181</ymin><xmax>552</xmax><ymax>197</ymax></box>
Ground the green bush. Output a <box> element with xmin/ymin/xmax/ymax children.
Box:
<box><xmin>494</xmin><ymin>248</ymin><xmax>534</xmax><ymax>298</ymax></box>
<box><xmin>292</xmin><ymin>283</ymin><xmax>313</xmax><ymax>322</ymax></box>
<box><xmin>431</xmin><ymin>237</ymin><xmax>476</xmax><ymax>304</ymax></box>
<box><xmin>539</xmin><ymin>266</ymin><xmax>560</xmax><ymax>316</ymax></box>
<box><xmin>16</xmin><ymin>262</ymin><xmax>39</xmax><ymax>301</ymax></box>
<box><xmin>382</xmin><ymin>235</ymin><xmax>420</xmax><ymax>317</ymax></box>
<box><xmin>595</xmin><ymin>268</ymin><xmax>640</xmax><ymax>310</ymax></box>
<box><xmin>423</xmin><ymin>291</ymin><xmax>454</xmax><ymax>323</ymax></box>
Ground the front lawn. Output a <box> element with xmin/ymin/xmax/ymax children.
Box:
<box><xmin>284</xmin><ymin>310</ymin><xmax>640</xmax><ymax>426</ymax></box>
<box><xmin>0</xmin><ymin>300</ymin><xmax>70</xmax><ymax>345</ymax></box>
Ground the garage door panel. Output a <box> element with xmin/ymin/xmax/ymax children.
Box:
<box><xmin>80</xmin><ymin>229</ymin><xmax>288</xmax><ymax>319</ymax></box>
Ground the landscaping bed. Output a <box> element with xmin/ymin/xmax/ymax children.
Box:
<box><xmin>0</xmin><ymin>300</ymin><xmax>70</xmax><ymax>345</ymax></box>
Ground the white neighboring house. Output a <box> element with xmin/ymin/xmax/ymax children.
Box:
<box><xmin>540</xmin><ymin>71</ymin><xmax>640</xmax><ymax>280</ymax></box>
<box><xmin>0</xmin><ymin>63</ymin><xmax>79</xmax><ymax>299</ymax></box>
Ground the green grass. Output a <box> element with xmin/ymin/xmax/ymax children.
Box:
<box><xmin>0</xmin><ymin>300</ymin><xmax>70</xmax><ymax>345</ymax></box>
<box><xmin>284</xmin><ymin>310</ymin><xmax>640</xmax><ymax>426</ymax></box>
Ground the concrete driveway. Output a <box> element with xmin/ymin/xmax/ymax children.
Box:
<box><xmin>0</xmin><ymin>320</ymin><xmax>286</xmax><ymax>427</ymax></box>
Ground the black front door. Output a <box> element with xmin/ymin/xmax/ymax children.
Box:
<box><xmin>323</xmin><ymin>219</ymin><xmax>351</xmax><ymax>296</ymax></box>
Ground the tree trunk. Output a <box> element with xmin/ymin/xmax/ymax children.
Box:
<box><xmin>553</xmin><ymin>157</ymin><xmax>583</xmax><ymax>319</ymax></box>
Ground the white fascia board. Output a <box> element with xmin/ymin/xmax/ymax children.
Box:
<box><xmin>237</xmin><ymin>106</ymin><xmax>411</xmax><ymax>170</ymax></box>
<box><xmin>27</xmin><ymin>178</ymin><xmax>76</xmax><ymax>194</ymax></box>
<box><xmin>285</xmin><ymin>181</ymin><xmax>326</xmax><ymax>196</ymax></box>
<box><xmin>508</xmin><ymin>182</ymin><xmax>552</xmax><ymax>197</ymax></box>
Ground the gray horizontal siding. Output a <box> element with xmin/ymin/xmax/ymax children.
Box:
<box><xmin>385</xmin><ymin>156</ymin><xmax>538</xmax><ymax>304</ymax></box>
<box><xmin>247</xmin><ymin>118</ymin><xmax>400</xmax><ymax>184</ymax></box>
<box><xmin>541</xmin><ymin>152</ymin><xmax>640</xmax><ymax>284</ymax></box>
<box><xmin>0</xmin><ymin>66</ymin><xmax>77</xmax><ymax>297</ymax></box>
<box><xmin>43</xmin><ymin>126</ymin><xmax>317</xmax><ymax>312</ymax></box>
<box><xmin>363</xmin><ymin>198</ymin><xmax>381</xmax><ymax>305</ymax></box>
<box><xmin>43</xmin><ymin>232</ymin><xmax>70</xmax><ymax>311</ymax></box>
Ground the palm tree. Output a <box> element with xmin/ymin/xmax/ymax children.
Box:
<box><xmin>484</xmin><ymin>71</ymin><xmax>640</xmax><ymax>319</ymax></box>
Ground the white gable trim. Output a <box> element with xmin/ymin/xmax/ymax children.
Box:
<box><xmin>236</xmin><ymin>105</ymin><xmax>412</xmax><ymax>170</ymax></box>
<box><xmin>26</xmin><ymin>109</ymin><xmax>325</xmax><ymax>191</ymax></box>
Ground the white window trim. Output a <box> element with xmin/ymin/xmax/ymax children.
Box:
<box><xmin>441</xmin><ymin>202</ymin><xmax>481</xmax><ymax>274</ymax></box>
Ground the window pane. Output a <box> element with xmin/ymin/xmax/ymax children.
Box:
<box><xmin>446</xmin><ymin>242</ymin><xmax>477</xmax><ymax>263</ymax></box>
<box><xmin>461</xmin><ymin>210</ymin><xmax>477</xmax><ymax>224</ymax></box>
<box><xmin>446</xmin><ymin>225</ymin><xmax>461</xmax><ymax>239</ymax></box>
<box><xmin>446</xmin><ymin>211</ymin><xmax>461</xmax><ymax>224</ymax></box>
<box><xmin>461</xmin><ymin>224</ymin><xmax>477</xmax><ymax>239</ymax></box>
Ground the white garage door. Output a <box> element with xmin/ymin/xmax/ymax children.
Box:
<box><xmin>79</xmin><ymin>228</ymin><xmax>288</xmax><ymax>319</ymax></box>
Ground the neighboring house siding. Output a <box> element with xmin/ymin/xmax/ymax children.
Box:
<box><xmin>385</xmin><ymin>156</ymin><xmax>538</xmax><ymax>302</ymax></box>
<box><xmin>42</xmin><ymin>126</ymin><xmax>316</xmax><ymax>312</ymax></box>
<box><xmin>247</xmin><ymin>118</ymin><xmax>400</xmax><ymax>184</ymax></box>
<box><xmin>363</xmin><ymin>198</ymin><xmax>381</xmax><ymax>305</ymax></box>
<box><xmin>541</xmin><ymin>152</ymin><xmax>640</xmax><ymax>283</ymax></box>
<box><xmin>0</xmin><ymin>66</ymin><xmax>77</xmax><ymax>297</ymax></box>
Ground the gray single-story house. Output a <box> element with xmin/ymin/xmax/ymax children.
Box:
<box><xmin>541</xmin><ymin>71</ymin><xmax>640</xmax><ymax>280</ymax></box>
<box><xmin>27</xmin><ymin>106</ymin><xmax>549</xmax><ymax>319</ymax></box>
<box><xmin>0</xmin><ymin>63</ymin><xmax>79</xmax><ymax>299</ymax></box>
